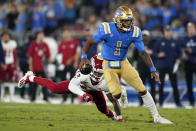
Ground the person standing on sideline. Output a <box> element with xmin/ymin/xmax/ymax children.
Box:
<box><xmin>0</xmin><ymin>37</ymin><xmax>5</xmax><ymax>101</ymax></box>
<box><xmin>57</xmin><ymin>28</ymin><xmax>80</xmax><ymax>103</ymax></box>
<box><xmin>181</xmin><ymin>22</ymin><xmax>196</xmax><ymax>107</ymax></box>
<box><xmin>27</xmin><ymin>31</ymin><xmax>51</xmax><ymax>102</ymax></box>
<box><xmin>133</xmin><ymin>30</ymin><xmax>156</xmax><ymax>105</ymax></box>
<box><xmin>153</xmin><ymin>25</ymin><xmax>182</xmax><ymax>107</ymax></box>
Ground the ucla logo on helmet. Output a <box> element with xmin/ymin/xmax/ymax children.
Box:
<box><xmin>115</xmin><ymin>10</ymin><xmax>122</xmax><ymax>16</ymax></box>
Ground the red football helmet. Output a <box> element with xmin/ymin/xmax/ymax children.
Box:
<box><xmin>90</xmin><ymin>55</ymin><xmax>104</xmax><ymax>82</ymax></box>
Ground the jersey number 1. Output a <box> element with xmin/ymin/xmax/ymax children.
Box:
<box><xmin>114</xmin><ymin>41</ymin><xmax>122</xmax><ymax>55</ymax></box>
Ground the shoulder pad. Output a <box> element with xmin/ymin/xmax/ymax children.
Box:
<box><xmin>132</xmin><ymin>26</ymin><xmax>140</xmax><ymax>38</ymax></box>
<box><xmin>101</xmin><ymin>22</ymin><xmax>111</xmax><ymax>34</ymax></box>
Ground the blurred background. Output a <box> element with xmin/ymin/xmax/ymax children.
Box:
<box><xmin>0</xmin><ymin>0</ymin><xmax>196</xmax><ymax>108</ymax></box>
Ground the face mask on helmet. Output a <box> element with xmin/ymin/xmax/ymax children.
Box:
<box><xmin>90</xmin><ymin>69</ymin><xmax>104</xmax><ymax>83</ymax></box>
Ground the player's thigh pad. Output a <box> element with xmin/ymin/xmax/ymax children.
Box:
<box><xmin>103</xmin><ymin>61</ymin><xmax>121</xmax><ymax>96</ymax></box>
<box><xmin>121</xmin><ymin>60</ymin><xmax>146</xmax><ymax>92</ymax></box>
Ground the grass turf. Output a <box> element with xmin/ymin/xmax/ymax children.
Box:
<box><xmin>0</xmin><ymin>103</ymin><xmax>195</xmax><ymax>131</ymax></box>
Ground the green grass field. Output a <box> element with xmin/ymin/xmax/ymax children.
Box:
<box><xmin>0</xmin><ymin>103</ymin><xmax>195</xmax><ymax>131</ymax></box>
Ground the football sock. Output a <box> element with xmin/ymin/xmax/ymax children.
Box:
<box><xmin>141</xmin><ymin>91</ymin><xmax>159</xmax><ymax>117</ymax></box>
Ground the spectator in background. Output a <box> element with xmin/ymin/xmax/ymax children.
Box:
<box><xmin>92</xmin><ymin>0</ymin><xmax>109</xmax><ymax>16</ymax></box>
<box><xmin>27</xmin><ymin>31</ymin><xmax>51</xmax><ymax>102</ymax></box>
<box><xmin>57</xmin><ymin>28</ymin><xmax>79</xmax><ymax>103</ymax></box>
<box><xmin>133</xmin><ymin>30</ymin><xmax>156</xmax><ymax>105</ymax></box>
<box><xmin>0</xmin><ymin>32</ymin><xmax>18</xmax><ymax>82</ymax></box>
<box><xmin>59</xmin><ymin>0</ymin><xmax>77</xmax><ymax>24</ymax></box>
<box><xmin>85</xmin><ymin>15</ymin><xmax>101</xmax><ymax>34</ymax></box>
<box><xmin>154</xmin><ymin>25</ymin><xmax>182</xmax><ymax>107</ymax></box>
<box><xmin>31</xmin><ymin>3</ymin><xmax>46</xmax><ymax>31</ymax></box>
<box><xmin>0</xmin><ymin>2</ymin><xmax>6</xmax><ymax>30</ymax></box>
<box><xmin>44</xmin><ymin>0</ymin><xmax>59</xmax><ymax>36</ymax></box>
<box><xmin>181</xmin><ymin>22</ymin><xmax>196</xmax><ymax>107</ymax></box>
<box><xmin>15</xmin><ymin>5</ymin><xmax>27</xmax><ymax>46</ymax></box>
<box><xmin>162</xmin><ymin>1</ymin><xmax>177</xmax><ymax>26</ymax></box>
<box><xmin>6</xmin><ymin>2</ymin><xmax>18</xmax><ymax>34</ymax></box>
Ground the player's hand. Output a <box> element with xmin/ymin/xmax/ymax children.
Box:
<box><xmin>151</xmin><ymin>72</ymin><xmax>161</xmax><ymax>84</ymax></box>
<box><xmin>79</xmin><ymin>58</ymin><xmax>91</xmax><ymax>70</ymax></box>
<box><xmin>82</xmin><ymin>93</ymin><xmax>93</xmax><ymax>102</ymax></box>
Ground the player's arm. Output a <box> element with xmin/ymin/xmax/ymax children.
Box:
<box><xmin>79</xmin><ymin>36</ymin><xmax>96</xmax><ymax>69</ymax></box>
<box><xmin>68</xmin><ymin>71</ymin><xmax>93</xmax><ymax>102</ymax></box>
<box><xmin>139</xmin><ymin>50</ymin><xmax>160</xmax><ymax>84</ymax></box>
<box><xmin>133</xmin><ymin>27</ymin><xmax>160</xmax><ymax>84</ymax></box>
<box><xmin>80</xmin><ymin>23</ymin><xmax>105</xmax><ymax>70</ymax></box>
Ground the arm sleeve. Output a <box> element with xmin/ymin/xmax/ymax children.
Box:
<box><xmin>133</xmin><ymin>27</ymin><xmax>145</xmax><ymax>52</ymax></box>
<box><xmin>92</xmin><ymin>24</ymin><xmax>106</xmax><ymax>43</ymax></box>
<box><xmin>68</xmin><ymin>78</ymin><xmax>86</xmax><ymax>96</ymax></box>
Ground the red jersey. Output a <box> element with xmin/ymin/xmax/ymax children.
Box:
<box><xmin>58</xmin><ymin>39</ymin><xmax>79</xmax><ymax>65</ymax></box>
<box><xmin>27</xmin><ymin>42</ymin><xmax>50</xmax><ymax>72</ymax></box>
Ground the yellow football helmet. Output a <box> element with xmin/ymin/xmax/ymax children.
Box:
<box><xmin>113</xmin><ymin>6</ymin><xmax>134</xmax><ymax>32</ymax></box>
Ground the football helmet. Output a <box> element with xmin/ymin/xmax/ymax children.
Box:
<box><xmin>90</xmin><ymin>55</ymin><xmax>104</xmax><ymax>82</ymax></box>
<box><xmin>113</xmin><ymin>6</ymin><xmax>134</xmax><ymax>32</ymax></box>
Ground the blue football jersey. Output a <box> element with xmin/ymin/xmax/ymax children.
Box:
<box><xmin>93</xmin><ymin>22</ymin><xmax>145</xmax><ymax>61</ymax></box>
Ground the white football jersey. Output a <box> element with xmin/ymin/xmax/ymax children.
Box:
<box><xmin>72</xmin><ymin>70</ymin><xmax>109</xmax><ymax>93</ymax></box>
<box><xmin>2</xmin><ymin>40</ymin><xmax>17</xmax><ymax>64</ymax></box>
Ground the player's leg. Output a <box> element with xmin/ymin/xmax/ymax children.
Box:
<box><xmin>18</xmin><ymin>71</ymin><xmax>71</xmax><ymax>94</ymax></box>
<box><xmin>88</xmin><ymin>91</ymin><xmax>115</xmax><ymax>119</ymax></box>
<box><xmin>7</xmin><ymin>64</ymin><xmax>14</xmax><ymax>82</ymax></box>
<box><xmin>106</xmin><ymin>93</ymin><xmax>124</xmax><ymax>121</ymax></box>
<box><xmin>121</xmin><ymin>60</ymin><xmax>172</xmax><ymax>124</ymax></box>
<box><xmin>185</xmin><ymin>67</ymin><xmax>194</xmax><ymax>106</ymax></box>
<box><xmin>168</xmin><ymin>70</ymin><xmax>181</xmax><ymax>106</ymax></box>
<box><xmin>103</xmin><ymin>60</ymin><xmax>121</xmax><ymax>99</ymax></box>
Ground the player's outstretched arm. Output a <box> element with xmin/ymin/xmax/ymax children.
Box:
<box><xmin>79</xmin><ymin>36</ymin><xmax>96</xmax><ymax>69</ymax></box>
<box><xmin>139</xmin><ymin>50</ymin><xmax>161</xmax><ymax>84</ymax></box>
<box><xmin>68</xmin><ymin>77</ymin><xmax>93</xmax><ymax>102</ymax></box>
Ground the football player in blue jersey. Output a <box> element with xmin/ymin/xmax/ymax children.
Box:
<box><xmin>79</xmin><ymin>6</ymin><xmax>172</xmax><ymax>124</ymax></box>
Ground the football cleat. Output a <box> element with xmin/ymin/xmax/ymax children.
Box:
<box><xmin>154</xmin><ymin>114</ymin><xmax>173</xmax><ymax>124</ymax></box>
<box><xmin>18</xmin><ymin>71</ymin><xmax>35</xmax><ymax>88</ymax></box>
<box><xmin>115</xmin><ymin>118</ymin><xmax>125</xmax><ymax>122</ymax></box>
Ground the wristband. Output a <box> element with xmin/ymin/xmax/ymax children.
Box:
<box><xmin>150</xmin><ymin>67</ymin><xmax>156</xmax><ymax>72</ymax></box>
<box><xmin>81</xmin><ymin>54</ymin><xmax>87</xmax><ymax>59</ymax></box>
